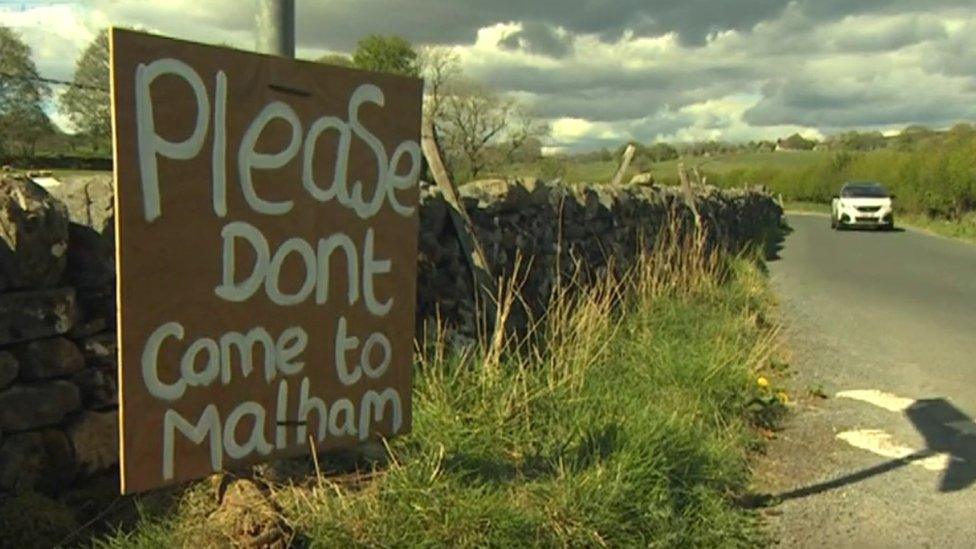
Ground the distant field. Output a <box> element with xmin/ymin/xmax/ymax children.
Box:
<box><xmin>655</xmin><ymin>151</ymin><xmax>831</xmax><ymax>174</ymax></box>
<box><xmin>490</xmin><ymin>151</ymin><xmax>831</xmax><ymax>185</ymax></box>
<box><xmin>487</xmin><ymin>159</ymin><xmax>624</xmax><ymax>184</ymax></box>
<box><xmin>11</xmin><ymin>168</ymin><xmax>111</xmax><ymax>179</ymax></box>
<box><xmin>49</xmin><ymin>169</ymin><xmax>112</xmax><ymax>178</ymax></box>
<box><xmin>29</xmin><ymin>151</ymin><xmax>832</xmax><ymax>186</ymax></box>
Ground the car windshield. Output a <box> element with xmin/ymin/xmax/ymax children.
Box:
<box><xmin>841</xmin><ymin>183</ymin><xmax>889</xmax><ymax>198</ymax></box>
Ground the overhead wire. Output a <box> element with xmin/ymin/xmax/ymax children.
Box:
<box><xmin>0</xmin><ymin>71</ymin><xmax>108</xmax><ymax>92</ymax></box>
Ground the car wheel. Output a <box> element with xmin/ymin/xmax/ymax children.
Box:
<box><xmin>830</xmin><ymin>214</ymin><xmax>837</xmax><ymax>230</ymax></box>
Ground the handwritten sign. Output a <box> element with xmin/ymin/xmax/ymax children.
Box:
<box><xmin>110</xmin><ymin>28</ymin><xmax>422</xmax><ymax>494</ymax></box>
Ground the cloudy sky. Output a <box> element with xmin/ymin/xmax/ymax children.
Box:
<box><xmin>3</xmin><ymin>0</ymin><xmax>975</xmax><ymax>152</ymax></box>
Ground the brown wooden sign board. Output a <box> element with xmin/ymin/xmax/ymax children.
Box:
<box><xmin>110</xmin><ymin>28</ymin><xmax>422</xmax><ymax>494</ymax></box>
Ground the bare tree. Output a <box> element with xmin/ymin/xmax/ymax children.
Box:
<box><xmin>417</xmin><ymin>45</ymin><xmax>460</xmax><ymax>124</ymax></box>
<box><xmin>435</xmin><ymin>78</ymin><xmax>548</xmax><ymax>181</ymax></box>
<box><xmin>501</xmin><ymin>108</ymin><xmax>549</xmax><ymax>165</ymax></box>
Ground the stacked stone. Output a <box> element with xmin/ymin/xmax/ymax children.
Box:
<box><xmin>416</xmin><ymin>178</ymin><xmax>783</xmax><ymax>338</ymax></box>
<box><xmin>0</xmin><ymin>175</ymin><xmax>118</xmax><ymax>495</ymax></box>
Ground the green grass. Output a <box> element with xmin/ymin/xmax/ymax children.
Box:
<box><xmin>48</xmin><ymin>168</ymin><xmax>113</xmax><ymax>178</ymax></box>
<box><xmin>896</xmin><ymin>212</ymin><xmax>976</xmax><ymax>244</ymax></box>
<box><xmin>654</xmin><ymin>151</ymin><xmax>830</xmax><ymax>176</ymax></box>
<box><xmin>5</xmin><ymin>167</ymin><xmax>112</xmax><ymax>179</ymax></box>
<box><xmin>489</xmin><ymin>159</ymin><xmax>626</xmax><ymax>184</ymax></box>
<box><xmin>88</xmin><ymin>227</ymin><xmax>783</xmax><ymax>548</ymax></box>
<box><xmin>490</xmin><ymin>151</ymin><xmax>831</xmax><ymax>186</ymax></box>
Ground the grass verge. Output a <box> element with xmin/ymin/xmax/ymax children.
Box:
<box><xmin>84</xmin><ymin>223</ymin><xmax>785</xmax><ymax>548</ymax></box>
<box><xmin>895</xmin><ymin>212</ymin><xmax>976</xmax><ymax>245</ymax></box>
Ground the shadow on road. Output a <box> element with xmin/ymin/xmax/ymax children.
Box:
<box><xmin>752</xmin><ymin>398</ymin><xmax>976</xmax><ymax>506</ymax></box>
<box><xmin>764</xmin><ymin>222</ymin><xmax>793</xmax><ymax>263</ymax></box>
<box><xmin>906</xmin><ymin>399</ymin><xmax>976</xmax><ymax>492</ymax></box>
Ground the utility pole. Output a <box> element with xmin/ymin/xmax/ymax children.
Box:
<box><xmin>256</xmin><ymin>0</ymin><xmax>295</xmax><ymax>58</ymax></box>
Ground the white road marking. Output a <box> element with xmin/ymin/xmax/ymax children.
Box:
<box><xmin>836</xmin><ymin>388</ymin><xmax>976</xmax><ymax>437</ymax></box>
<box><xmin>836</xmin><ymin>389</ymin><xmax>916</xmax><ymax>412</ymax></box>
<box><xmin>836</xmin><ymin>429</ymin><xmax>953</xmax><ymax>471</ymax></box>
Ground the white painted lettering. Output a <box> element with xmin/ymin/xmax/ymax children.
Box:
<box><xmin>360</xmin><ymin>331</ymin><xmax>392</xmax><ymax>379</ymax></box>
<box><xmin>237</xmin><ymin>101</ymin><xmax>301</xmax><ymax>215</ymax></box>
<box><xmin>358</xmin><ymin>388</ymin><xmax>403</xmax><ymax>441</ymax></box>
<box><xmin>215</xmin><ymin>221</ymin><xmax>270</xmax><ymax>302</ymax></box>
<box><xmin>296</xmin><ymin>377</ymin><xmax>327</xmax><ymax>443</ymax></box>
<box><xmin>163</xmin><ymin>405</ymin><xmax>221</xmax><ymax>480</ymax></box>
<box><xmin>334</xmin><ymin>317</ymin><xmax>361</xmax><ymax>386</ymax></box>
<box><xmin>265</xmin><ymin>237</ymin><xmax>317</xmax><ymax>305</ymax></box>
<box><xmin>329</xmin><ymin>397</ymin><xmax>358</xmax><ymax>437</ymax></box>
<box><xmin>276</xmin><ymin>326</ymin><xmax>307</xmax><ymax>376</ymax></box>
<box><xmin>142</xmin><ymin>321</ymin><xmax>187</xmax><ymax>401</ymax></box>
<box><xmin>212</xmin><ymin>70</ymin><xmax>228</xmax><ymax>216</ymax></box>
<box><xmin>223</xmin><ymin>401</ymin><xmax>274</xmax><ymax>459</ymax></box>
<box><xmin>363</xmin><ymin>228</ymin><xmax>393</xmax><ymax>316</ymax></box>
<box><xmin>219</xmin><ymin>327</ymin><xmax>276</xmax><ymax>384</ymax></box>
<box><xmin>135</xmin><ymin>58</ymin><xmax>210</xmax><ymax>222</ymax></box>
<box><xmin>180</xmin><ymin>337</ymin><xmax>219</xmax><ymax>387</ymax></box>
<box><xmin>316</xmin><ymin>233</ymin><xmax>359</xmax><ymax>305</ymax></box>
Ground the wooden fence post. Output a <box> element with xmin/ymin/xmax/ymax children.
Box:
<box><xmin>420</xmin><ymin>117</ymin><xmax>497</xmax><ymax>322</ymax></box>
<box><xmin>678</xmin><ymin>162</ymin><xmax>702</xmax><ymax>228</ymax></box>
<box><xmin>610</xmin><ymin>144</ymin><xmax>636</xmax><ymax>186</ymax></box>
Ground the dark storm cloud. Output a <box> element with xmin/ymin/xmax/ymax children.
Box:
<box><xmin>471</xmin><ymin>61</ymin><xmax>758</xmax><ymax>96</ymax></box>
<box><xmin>94</xmin><ymin>0</ymin><xmax>975</xmax><ymax>134</ymax></box>
<box><xmin>799</xmin><ymin>0</ymin><xmax>974</xmax><ymax>23</ymax></box>
<box><xmin>497</xmin><ymin>21</ymin><xmax>574</xmax><ymax>58</ymax></box>
<box><xmin>744</xmin><ymin>78</ymin><xmax>976</xmax><ymax>128</ymax></box>
<box><xmin>30</xmin><ymin>0</ymin><xmax>976</xmax><ymax>145</ymax></box>
<box><xmin>926</xmin><ymin>20</ymin><xmax>976</xmax><ymax>79</ymax></box>
<box><xmin>293</xmin><ymin>0</ymin><xmax>788</xmax><ymax>50</ymax></box>
<box><xmin>98</xmin><ymin>0</ymin><xmax>966</xmax><ymax>54</ymax></box>
<box><xmin>369</xmin><ymin>0</ymin><xmax>783</xmax><ymax>48</ymax></box>
<box><xmin>829</xmin><ymin>17</ymin><xmax>947</xmax><ymax>53</ymax></box>
<box><xmin>522</xmin><ymin>83</ymin><xmax>736</xmax><ymax>122</ymax></box>
<box><xmin>301</xmin><ymin>0</ymin><xmax>975</xmax><ymax>142</ymax></box>
<box><xmin>468</xmin><ymin>61</ymin><xmax>761</xmax><ymax>121</ymax></box>
<box><xmin>279</xmin><ymin>0</ymin><xmax>972</xmax><ymax>51</ymax></box>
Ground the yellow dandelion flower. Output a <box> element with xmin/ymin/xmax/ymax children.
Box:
<box><xmin>776</xmin><ymin>391</ymin><xmax>789</xmax><ymax>404</ymax></box>
<box><xmin>757</xmin><ymin>376</ymin><xmax>770</xmax><ymax>389</ymax></box>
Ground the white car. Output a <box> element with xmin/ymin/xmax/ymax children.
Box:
<box><xmin>831</xmin><ymin>182</ymin><xmax>895</xmax><ymax>230</ymax></box>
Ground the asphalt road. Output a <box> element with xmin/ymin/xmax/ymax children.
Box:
<box><xmin>757</xmin><ymin>213</ymin><xmax>976</xmax><ymax>548</ymax></box>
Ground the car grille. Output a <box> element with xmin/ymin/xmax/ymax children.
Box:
<box><xmin>857</xmin><ymin>206</ymin><xmax>881</xmax><ymax>213</ymax></box>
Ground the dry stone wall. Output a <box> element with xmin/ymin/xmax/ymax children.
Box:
<box><xmin>416</xmin><ymin>177</ymin><xmax>782</xmax><ymax>338</ymax></box>
<box><xmin>0</xmin><ymin>173</ymin><xmax>781</xmax><ymax>495</ymax></box>
<box><xmin>0</xmin><ymin>176</ymin><xmax>117</xmax><ymax>495</ymax></box>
